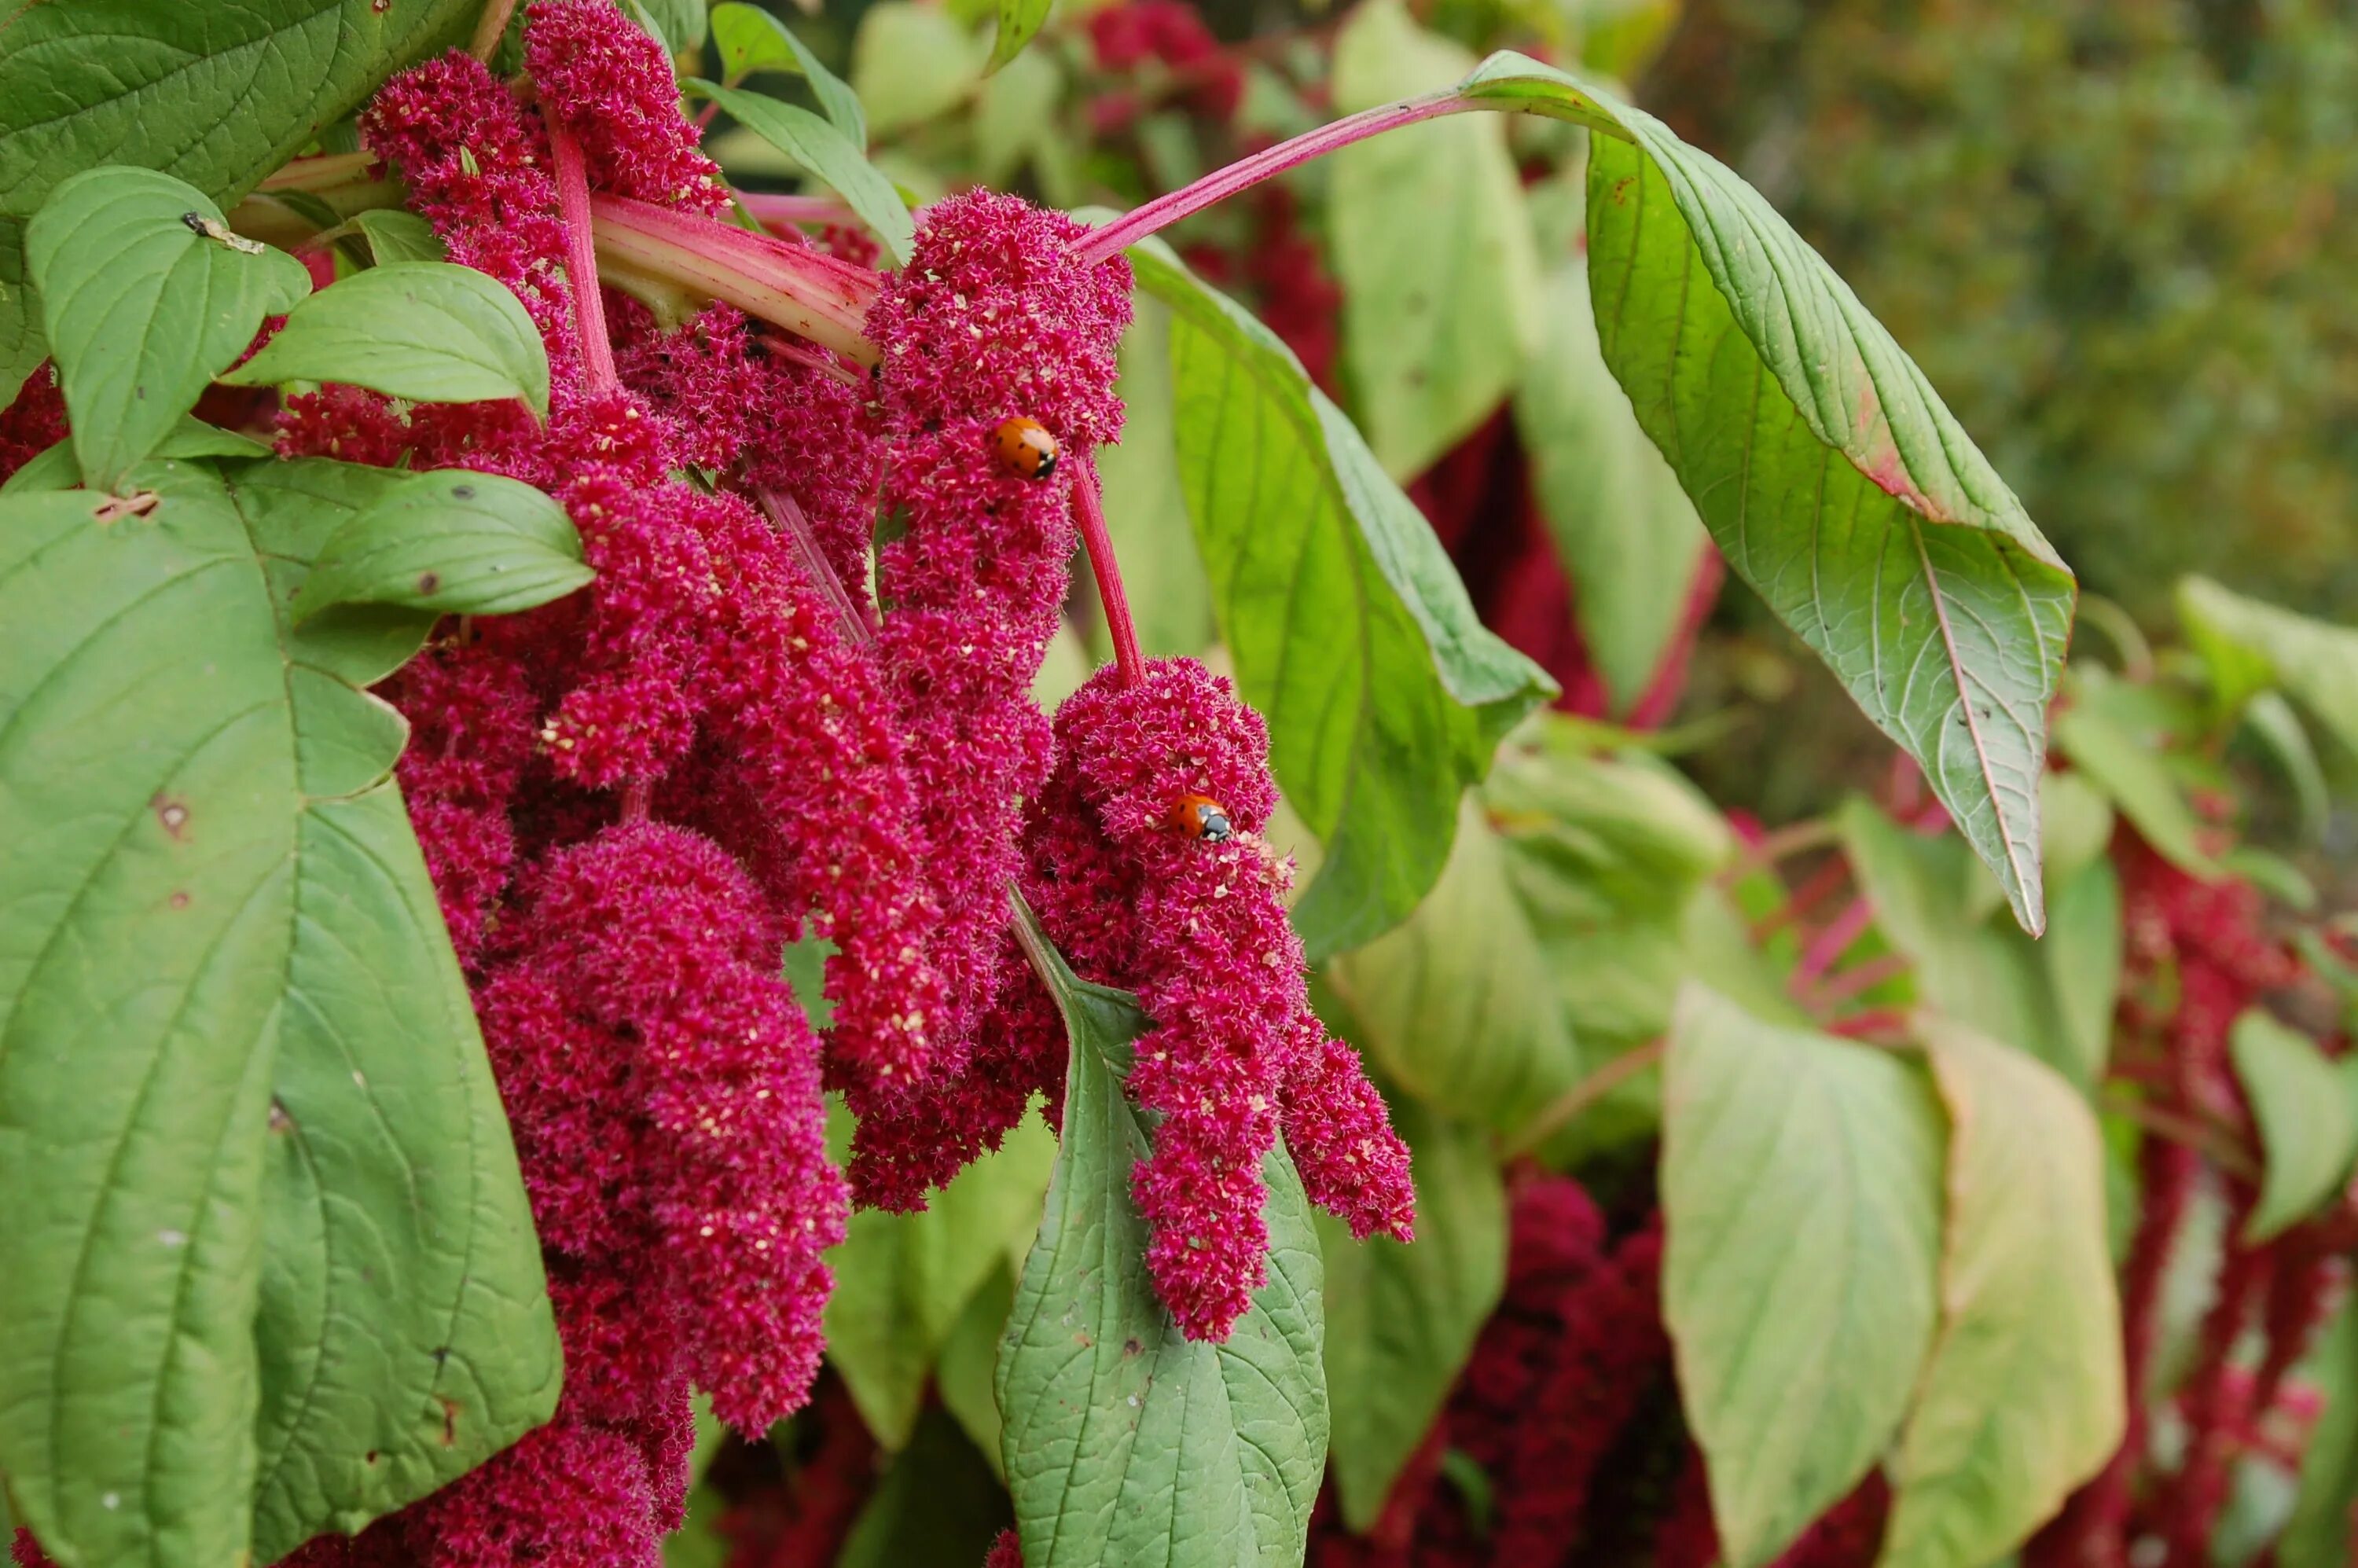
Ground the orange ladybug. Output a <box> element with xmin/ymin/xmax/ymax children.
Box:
<box><xmin>1169</xmin><ymin>794</ymin><xmax>1234</xmax><ymax>843</ymax></box>
<box><xmin>993</xmin><ymin>416</ymin><xmax>1059</xmax><ymax>481</ymax></box>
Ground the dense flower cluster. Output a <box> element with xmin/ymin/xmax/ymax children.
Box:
<box><xmin>1310</xmin><ymin>1175</ymin><xmax>1668</xmax><ymax>1566</ymax></box>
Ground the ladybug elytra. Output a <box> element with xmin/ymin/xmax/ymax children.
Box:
<box><xmin>993</xmin><ymin>416</ymin><xmax>1059</xmax><ymax>481</ymax></box>
<box><xmin>1170</xmin><ymin>794</ymin><xmax>1234</xmax><ymax>843</ymax></box>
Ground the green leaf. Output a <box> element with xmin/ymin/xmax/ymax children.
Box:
<box><xmin>1327</xmin><ymin>796</ymin><xmax>1581</xmax><ymax>1131</ymax></box>
<box><xmin>1837</xmin><ymin>797</ymin><xmax>2119</xmax><ymax>1089</ymax></box>
<box><xmin>838</xmin><ymin>1406</ymin><xmax>1014</xmax><ymax>1568</ymax></box>
<box><xmin>222</xmin><ymin>261</ymin><xmax>551</xmax><ymax>417</ymax></box>
<box><xmin>1095</xmin><ymin>294</ymin><xmax>1213</xmax><ymax>659</ymax></box>
<box><xmin>1329</xmin><ymin>1</ymin><xmax>1541</xmax><ymax>481</ymax></box>
<box><xmin>1318</xmin><ymin>1100</ymin><xmax>1505</xmax><ymax>1532</ymax></box>
<box><xmin>351</xmin><ymin>208</ymin><xmax>447</xmax><ymax>265</ymax></box>
<box><xmin>937</xmin><ymin>1263</ymin><xmax>1017</xmax><ymax>1481</ymax></box>
<box><xmin>824</xmin><ymin>1107</ymin><xmax>1056</xmax><ymax>1449</ymax></box>
<box><xmin>707</xmin><ymin>4</ymin><xmax>868</xmax><ymax>145</ymax></box>
<box><xmin>2</xmin><ymin>413</ymin><xmax>271</xmax><ymax>498</ymax></box>
<box><xmin>2179</xmin><ymin>575</ymin><xmax>2358</xmax><ymax>760</ymax></box>
<box><xmin>26</xmin><ymin>167</ymin><xmax>307</xmax><ymax>489</ymax></box>
<box><xmin>2242</xmin><ymin>691</ymin><xmax>2332</xmax><ymax>844</ymax></box>
<box><xmin>987</xmin><ymin>0</ymin><xmax>1052</xmax><ymax>72</ymax></box>
<box><xmin>1885</xmin><ymin>1019</ymin><xmax>2125</xmax><ymax>1568</ymax></box>
<box><xmin>849</xmin><ymin>4</ymin><xmax>984</xmax><ymax>139</ymax></box>
<box><xmin>2051</xmin><ymin>688</ymin><xmax>2221</xmax><ymax>881</ymax></box>
<box><xmin>293</xmin><ymin>468</ymin><xmax>591</xmax><ymax>623</ymax></box>
<box><xmin>0</xmin><ymin>1</ymin><xmax>474</xmax><ymax>216</ymax></box>
<box><xmin>617</xmin><ymin>0</ymin><xmax>707</xmax><ymax>55</ymax></box>
<box><xmin>0</xmin><ymin>0</ymin><xmax>476</xmax><ymax>403</ymax></box>
<box><xmin>2283</xmin><ymin>1293</ymin><xmax>2358</xmax><ymax>1568</ymax></box>
<box><xmin>0</xmin><ymin>456</ymin><xmax>556</xmax><ymax>1568</ymax></box>
<box><xmin>684</xmin><ymin>82</ymin><xmax>913</xmax><ymax>266</ymax></box>
<box><xmin>1122</xmin><ymin>237</ymin><xmax>1556</xmax><ymax>957</ymax></box>
<box><xmin>997</xmin><ymin>936</ymin><xmax>1328</xmax><ymax>1567</ymax></box>
<box><xmin>2230</xmin><ymin>1010</ymin><xmax>2358</xmax><ymax>1245</ymax></box>
<box><xmin>1444</xmin><ymin>53</ymin><xmax>2074</xmax><ymax>935</ymax></box>
<box><xmin>1662</xmin><ymin>982</ymin><xmax>1945</xmax><ymax>1568</ymax></box>
<box><xmin>1515</xmin><ymin>226</ymin><xmax>1710</xmax><ymax>713</ymax></box>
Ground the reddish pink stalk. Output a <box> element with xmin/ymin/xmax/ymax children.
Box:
<box><xmin>590</xmin><ymin>194</ymin><xmax>881</xmax><ymax>362</ymax></box>
<box><xmin>1074</xmin><ymin>91</ymin><xmax>1473</xmax><ymax>264</ymax></box>
<box><xmin>756</xmin><ymin>486</ymin><xmax>875</xmax><ymax>646</ymax></box>
<box><xmin>1792</xmin><ymin>898</ymin><xmax>1874</xmax><ymax>992</ymax></box>
<box><xmin>547</xmin><ymin>119</ymin><xmax>620</xmax><ymax>395</ymax></box>
<box><xmin>1805</xmin><ymin>950</ymin><xmax>1913</xmax><ymax>1010</ymax></box>
<box><xmin>1073</xmin><ymin>459</ymin><xmax>1144</xmax><ymax>689</ymax></box>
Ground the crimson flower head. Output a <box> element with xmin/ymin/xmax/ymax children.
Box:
<box><xmin>525</xmin><ymin>0</ymin><xmax>729</xmax><ymax>215</ymax></box>
<box><xmin>865</xmin><ymin>189</ymin><xmax>1133</xmax><ymax>454</ymax></box>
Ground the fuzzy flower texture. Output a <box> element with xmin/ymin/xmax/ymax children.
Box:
<box><xmin>3</xmin><ymin>0</ymin><xmax>1412</xmax><ymax>1561</ymax></box>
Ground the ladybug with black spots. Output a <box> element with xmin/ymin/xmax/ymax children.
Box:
<box><xmin>993</xmin><ymin>416</ymin><xmax>1059</xmax><ymax>480</ymax></box>
<box><xmin>1169</xmin><ymin>793</ymin><xmax>1234</xmax><ymax>843</ymax></box>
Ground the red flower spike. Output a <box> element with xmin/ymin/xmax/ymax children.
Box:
<box><xmin>401</xmin><ymin>1416</ymin><xmax>667</xmax><ymax>1568</ymax></box>
<box><xmin>0</xmin><ymin>363</ymin><xmax>68</xmax><ymax>482</ymax></box>
<box><xmin>524</xmin><ymin>0</ymin><xmax>728</xmax><ymax>215</ymax></box>
<box><xmin>865</xmin><ymin>189</ymin><xmax>1133</xmax><ymax>454</ymax></box>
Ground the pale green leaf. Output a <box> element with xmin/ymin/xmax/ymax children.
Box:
<box><xmin>1330</xmin><ymin>1</ymin><xmax>1541</xmax><ymax>481</ymax></box>
<box><xmin>294</xmin><ymin>468</ymin><xmax>592</xmax><ymax>623</ymax></box>
<box><xmin>1319</xmin><ymin>1100</ymin><xmax>1505</xmax><ymax>1531</ymax></box>
<box><xmin>2283</xmin><ymin>1294</ymin><xmax>2358</xmax><ymax>1568</ymax></box>
<box><xmin>222</xmin><ymin>261</ymin><xmax>551</xmax><ymax>417</ymax></box>
<box><xmin>2051</xmin><ymin>691</ymin><xmax>2220</xmax><ymax>881</ymax></box>
<box><xmin>0</xmin><ymin>456</ymin><xmax>556</xmax><ymax>1568</ymax></box>
<box><xmin>2242</xmin><ymin>691</ymin><xmax>2331</xmax><ymax>844</ymax></box>
<box><xmin>2230</xmin><ymin>1010</ymin><xmax>2358</xmax><ymax>1245</ymax></box>
<box><xmin>616</xmin><ymin>0</ymin><xmax>707</xmax><ymax>55</ymax></box>
<box><xmin>1886</xmin><ymin>1019</ymin><xmax>2125</xmax><ymax>1568</ymax></box>
<box><xmin>1515</xmin><ymin>237</ymin><xmax>1709</xmax><ymax>712</ymax></box>
<box><xmin>1123</xmin><ymin>237</ymin><xmax>1555</xmax><ymax>957</ymax></box>
<box><xmin>1328</xmin><ymin>796</ymin><xmax>1581</xmax><ymax>1130</ymax></box>
<box><xmin>1446</xmin><ymin>53</ymin><xmax>2074</xmax><ymax>935</ymax></box>
<box><xmin>1093</xmin><ymin>294</ymin><xmax>1213</xmax><ymax>659</ymax></box>
<box><xmin>937</xmin><ymin>1265</ymin><xmax>1016</xmax><ymax>1482</ymax></box>
<box><xmin>351</xmin><ymin>208</ymin><xmax>446</xmax><ymax>265</ymax></box>
<box><xmin>26</xmin><ymin>167</ymin><xmax>307</xmax><ymax>489</ymax></box>
<box><xmin>1663</xmin><ymin>982</ymin><xmax>1945</xmax><ymax>1568</ymax></box>
<box><xmin>685</xmin><ymin>82</ymin><xmax>913</xmax><ymax>266</ymax></box>
<box><xmin>2179</xmin><ymin>575</ymin><xmax>2358</xmax><ymax>760</ymax></box>
<box><xmin>707</xmin><ymin>4</ymin><xmax>867</xmax><ymax>144</ymax></box>
<box><xmin>988</xmin><ymin>0</ymin><xmax>1053</xmax><ymax>72</ymax></box>
<box><xmin>838</xmin><ymin>1406</ymin><xmax>1012</xmax><ymax>1568</ymax></box>
<box><xmin>850</xmin><ymin>4</ymin><xmax>982</xmax><ymax>138</ymax></box>
<box><xmin>1838</xmin><ymin>797</ymin><xmax>2118</xmax><ymax>1089</ymax></box>
<box><xmin>997</xmin><ymin>938</ymin><xmax>1327</xmax><ymax>1567</ymax></box>
<box><xmin>825</xmin><ymin>1107</ymin><xmax>1055</xmax><ymax>1449</ymax></box>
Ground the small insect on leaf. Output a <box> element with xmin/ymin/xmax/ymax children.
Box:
<box><xmin>179</xmin><ymin>211</ymin><xmax>267</xmax><ymax>256</ymax></box>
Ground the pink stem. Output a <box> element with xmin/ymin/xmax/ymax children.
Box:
<box><xmin>1074</xmin><ymin>91</ymin><xmax>1472</xmax><ymax>264</ymax></box>
<box><xmin>1791</xmin><ymin>898</ymin><xmax>1874</xmax><ymax>992</ymax></box>
<box><xmin>589</xmin><ymin>194</ymin><xmax>880</xmax><ymax>363</ymax></box>
<box><xmin>547</xmin><ymin>119</ymin><xmax>619</xmax><ymax>396</ymax></box>
<box><xmin>1072</xmin><ymin>459</ymin><xmax>1144</xmax><ymax>689</ymax></box>
<box><xmin>469</xmin><ymin>0</ymin><xmax>521</xmax><ymax>61</ymax></box>
<box><xmin>1805</xmin><ymin>950</ymin><xmax>1914</xmax><ymax>1010</ymax></box>
<box><xmin>757</xmin><ymin>487</ymin><xmax>875</xmax><ymax>647</ymax></box>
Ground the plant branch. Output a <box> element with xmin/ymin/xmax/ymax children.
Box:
<box><xmin>756</xmin><ymin>486</ymin><xmax>875</xmax><ymax>646</ymax></box>
<box><xmin>547</xmin><ymin>119</ymin><xmax>619</xmax><ymax>396</ymax></box>
<box><xmin>590</xmin><ymin>195</ymin><xmax>880</xmax><ymax>363</ymax></box>
<box><xmin>1074</xmin><ymin>91</ymin><xmax>1474</xmax><ymax>263</ymax></box>
<box><xmin>1073</xmin><ymin>459</ymin><xmax>1144</xmax><ymax>689</ymax></box>
<box><xmin>471</xmin><ymin>0</ymin><xmax>522</xmax><ymax>60</ymax></box>
<box><xmin>1505</xmin><ymin>1038</ymin><xmax>1666</xmax><ymax>1158</ymax></box>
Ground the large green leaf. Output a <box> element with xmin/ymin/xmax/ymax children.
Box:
<box><xmin>1514</xmin><ymin>197</ymin><xmax>1710</xmax><ymax>714</ymax></box>
<box><xmin>1329</xmin><ymin>0</ymin><xmax>1541</xmax><ymax>482</ymax></box>
<box><xmin>26</xmin><ymin>167</ymin><xmax>307</xmax><ymax>490</ymax></box>
<box><xmin>1446</xmin><ymin>54</ymin><xmax>2074</xmax><ymax>935</ymax></box>
<box><xmin>997</xmin><ymin>939</ymin><xmax>1328</xmax><ymax>1567</ymax></box>
<box><xmin>223</xmin><ymin>261</ymin><xmax>552</xmax><ymax>417</ymax></box>
<box><xmin>0</xmin><ymin>457</ymin><xmax>560</xmax><ymax>1568</ymax></box>
<box><xmin>294</xmin><ymin>468</ymin><xmax>591</xmax><ymax>622</ymax></box>
<box><xmin>987</xmin><ymin>0</ymin><xmax>1053</xmax><ymax>73</ymax></box>
<box><xmin>1122</xmin><ymin>237</ymin><xmax>1556</xmax><ymax>958</ymax></box>
<box><xmin>825</xmin><ymin>1107</ymin><xmax>1055</xmax><ymax>1449</ymax></box>
<box><xmin>2178</xmin><ymin>575</ymin><xmax>2358</xmax><ymax>758</ymax></box>
<box><xmin>2230</xmin><ymin>1009</ymin><xmax>2358</xmax><ymax>1245</ymax></box>
<box><xmin>1885</xmin><ymin>1019</ymin><xmax>2124</xmax><ymax>1568</ymax></box>
<box><xmin>1837</xmin><ymin>797</ymin><xmax>2120</xmax><ymax>1089</ymax></box>
<box><xmin>0</xmin><ymin>0</ymin><xmax>478</xmax><ymax>402</ymax></box>
<box><xmin>685</xmin><ymin>82</ymin><xmax>913</xmax><ymax>265</ymax></box>
<box><xmin>1661</xmin><ymin>983</ymin><xmax>1945</xmax><ymax>1568</ymax></box>
<box><xmin>707</xmin><ymin>3</ymin><xmax>867</xmax><ymax>145</ymax></box>
<box><xmin>1094</xmin><ymin>296</ymin><xmax>1214</xmax><ymax>660</ymax></box>
<box><xmin>2283</xmin><ymin>1294</ymin><xmax>2358</xmax><ymax>1568</ymax></box>
<box><xmin>1318</xmin><ymin>1099</ymin><xmax>1505</xmax><ymax>1532</ymax></box>
<box><xmin>1327</xmin><ymin>796</ymin><xmax>1581</xmax><ymax>1131</ymax></box>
